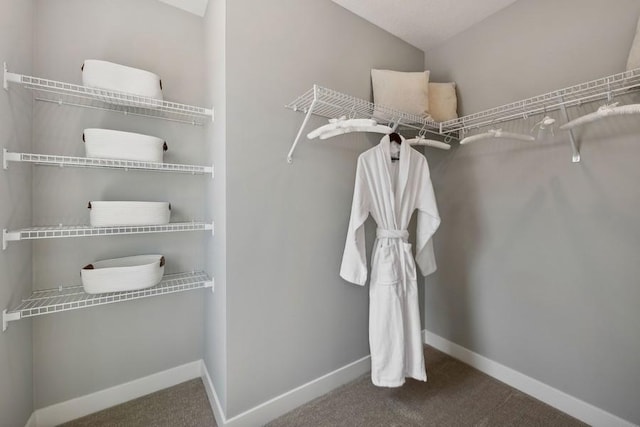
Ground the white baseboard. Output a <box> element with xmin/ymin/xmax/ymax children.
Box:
<box><xmin>23</xmin><ymin>412</ymin><xmax>37</xmax><ymax>427</ymax></box>
<box><xmin>27</xmin><ymin>354</ymin><xmax>370</xmax><ymax>427</ymax></box>
<box><xmin>200</xmin><ymin>361</ymin><xmax>227</xmax><ymax>427</ymax></box>
<box><xmin>422</xmin><ymin>330</ymin><xmax>636</xmax><ymax>427</ymax></box>
<box><xmin>30</xmin><ymin>360</ymin><xmax>202</xmax><ymax>427</ymax></box>
<box><xmin>201</xmin><ymin>355</ymin><xmax>371</xmax><ymax>427</ymax></box>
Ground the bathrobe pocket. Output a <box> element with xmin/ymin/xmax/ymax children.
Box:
<box><xmin>372</xmin><ymin>243</ymin><xmax>400</xmax><ymax>285</ymax></box>
<box><xmin>402</xmin><ymin>242</ymin><xmax>418</xmax><ymax>281</ymax></box>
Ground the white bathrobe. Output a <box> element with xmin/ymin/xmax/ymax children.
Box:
<box><xmin>340</xmin><ymin>134</ymin><xmax>441</xmax><ymax>387</ymax></box>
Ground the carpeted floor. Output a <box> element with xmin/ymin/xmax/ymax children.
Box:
<box><xmin>60</xmin><ymin>378</ymin><xmax>217</xmax><ymax>427</ymax></box>
<box><xmin>61</xmin><ymin>346</ymin><xmax>586</xmax><ymax>426</ymax></box>
<box><xmin>268</xmin><ymin>346</ymin><xmax>587</xmax><ymax>427</ymax></box>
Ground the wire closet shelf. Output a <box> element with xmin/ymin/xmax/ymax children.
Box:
<box><xmin>284</xmin><ymin>85</ymin><xmax>444</xmax><ymax>162</ymax></box>
<box><xmin>2</xmin><ymin>222</ymin><xmax>214</xmax><ymax>250</ymax></box>
<box><xmin>2</xmin><ymin>271</ymin><xmax>213</xmax><ymax>331</ymax></box>
<box><xmin>438</xmin><ymin>68</ymin><xmax>640</xmax><ymax>134</ymax></box>
<box><xmin>3</xmin><ymin>149</ymin><xmax>214</xmax><ymax>176</ymax></box>
<box><xmin>3</xmin><ymin>62</ymin><xmax>214</xmax><ymax>125</ymax></box>
<box><xmin>285</xmin><ymin>69</ymin><xmax>640</xmax><ymax>162</ymax></box>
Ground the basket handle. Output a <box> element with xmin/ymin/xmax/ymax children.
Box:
<box><xmin>163</xmin><ymin>142</ymin><xmax>168</xmax><ymax>151</ymax></box>
<box><xmin>160</xmin><ymin>256</ymin><xmax>165</xmax><ymax>267</ymax></box>
<box><xmin>159</xmin><ymin>79</ymin><xmax>163</xmax><ymax>90</ymax></box>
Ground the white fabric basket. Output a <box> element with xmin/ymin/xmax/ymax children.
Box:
<box><xmin>81</xmin><ymin>255</ymin><xmax>165</xmax><ymax>294</ymax></box>
<box><xmin>89</xmin><ymin>201</ymin><xmax>171</xmax><ymax>227</ymax></box>
<box><xmin>82</xmin><ymin>59</ymin><xmax>163</xmax><ymax>106</ymax></box>
<box><xmin>84</xmin><ymin>128</ymin><xmax>167</xmax><ymax>163</ymax></box>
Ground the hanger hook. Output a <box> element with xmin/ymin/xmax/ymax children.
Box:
<box><xmin>417</xmin><ymin>123</ymin><xmax>428</xmax><ymax>139</ymax></box>
<box><xmin>348</xmin><ymin>102</ymin><xmax>357</xmax><ymax>119</ymax></box>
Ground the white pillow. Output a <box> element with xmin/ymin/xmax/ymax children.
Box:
<box><xmin>371</xmin><ymin>69</ymin><xmax>430</xmax><ymax>117</ymax></box>
<box><xmin>627</xmin><ymin>15</ymin><xmax>640</xmax><ymax>71</ymax></box>
<box><xmin>428</xmin><ymin>82</ymin><xmax>458</xmax><ymax>122</ymax></box>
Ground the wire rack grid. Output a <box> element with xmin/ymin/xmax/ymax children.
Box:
<box><xmin>439</xmin><ymin>68</ymin><xmax>640</xmax><ymax>134</ymax></box>
<box><xmin>286</xmin><ymin>85</ymin><xmax>440</xmax><ymax>132</ymax></box>
<box><xmin>3</xmin><ymin>149</ymin><xmax>214</xmax><ymax>176</ymax></box>
<box><xmin>3</xmin><ymin>222</ymin><xmax>214</xmax><ymax>250</ymax></box>
<box><xmin>4</xmin><ymin>63</ymin><xmax>213</xmax><ymax>125</ymax></box>
<box><xmin>3</xmin><ymin>271</ymin><xmax>213</xmax><ymax>330</ymax></box>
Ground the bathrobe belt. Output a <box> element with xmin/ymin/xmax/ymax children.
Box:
<box><xmin>376</xmin><ymin>228</ymin><xmax>409</xmax><ymax>241</ymax></box>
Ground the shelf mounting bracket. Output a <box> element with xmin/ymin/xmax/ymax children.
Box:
<box><xmin>287</xmin><ymin>85</ymin><xmax>319</xmax><ymax>164</ymax></box>
<box><xmin>559</xmin><ymin>97</ymin><xmax>580</xmax><ymax>163</ymax></box>
<box><xmin>2</xmin><ymin>309</ymin><xmax>20</xmax><ymax>332</ymax></box>
<box><xmin>2</xmin><ymin>228</ymin><xmax>20</xmax><ymax>250</ymax></box>
<box><xmin>3</xmin><ymin>148</ymin><xmax>20</xmax><ymax>170</ymax></box>
<box><xmin>3</xmin><ymin>62</ymin><xmax>21</xmax><ymax>91</ymax></box>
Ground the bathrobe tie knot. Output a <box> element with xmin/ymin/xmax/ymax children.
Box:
<box><xmin>376</xmin><ymin>228</ymin><xmax>409</xmax><ymax>241</ymax></box>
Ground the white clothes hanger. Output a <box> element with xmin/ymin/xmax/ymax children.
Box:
<box><xmin>530</xmin><ymin>115</ymin><xmax>556</xmax><ymax>138</ymax></box>
<box><xmin>459</xmin><ymin>128</ymin><xmax>535</xmax><ymax>145</ymax></box>
<box><xmin>317</xmin><ymin>123</ymin><xmax>393</xmax><ymax>139</ymax></box>
<box><xmin>307</xmin><ymin>117</ymin><xmax>382</xmax><ymax>139</ymax></box>
<box><xmin>559</xmin><ymin>102</ymin><xmax>640</xmax><ymax>131</ymax></box>
<box><xmin>531</xmin><ymin>115</ymin><xmax>556</xmax><ymax>132</ymax></box>
<box><xmin>404</xmin><ymin>135</ymin><xmax>451</xmax><ymax>150</ymax></box>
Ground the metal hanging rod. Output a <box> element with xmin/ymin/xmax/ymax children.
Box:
<box><xmin>3</xmin><ymin>148</ymin><xmax>214</xmax><ymax>177</ymax></box>
<box><xmin>2</xmin><ymin>271</ymin><xmax>214</xmax><ymax>331</ymax></box>
<box><xmin>3</xmin><ymin>62</ymin><xmax>214</xmax><ymax>125</ymax></box>
<box><xmin>2</xmin><ymin>222</ymin><xmax>214</xmax><ymax>250</ymax></box>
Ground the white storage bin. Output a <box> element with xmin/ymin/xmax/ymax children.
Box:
<box><xmin>84</xmin><ymin>128</ymin><xmax>167</xmax><ymax>163</ymax></box>
<box><xmin>89</xmin><ymin>201</ymin><xmax>171</xmax><ymax>227</ymax></box>
<box><xmin>81</xmin><ymin>255</ymin><xmax>165</xmax><ymax>294</ymax></box>
<box><xmin>82</xmin><ymin>59</ymin><xmax>163</xmax><ymax>102</ymax></box>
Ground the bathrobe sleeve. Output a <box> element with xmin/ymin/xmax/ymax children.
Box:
<box><xmin>340</xmin><ymin>158</ymin><xmax>371</xmax><ymax>286</ymax></box>
<box><xmin>415</xmin><ymin>160</ymin><xmax>441</xmax><ymax>276</ymax></box>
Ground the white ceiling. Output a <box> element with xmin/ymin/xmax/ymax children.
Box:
<box><xmin>157</xmin><ymin>0</ymin><xmax>209</xmax><ymax>17</ymax></box>
<box><xmin>332</xmin><ymin>0</ymin><xmax>519</xmax><ymax>52</ymax></box>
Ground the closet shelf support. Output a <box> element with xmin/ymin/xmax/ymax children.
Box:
<box><xmin>2</xmin><ymin>309</ymin><xmax>20</xmax><ymax>332</ymax></box>
<box><xmin>559</xmin><ymin>97</ymin><xmax>581</xmax><ymax>163</ymax></box>
<box><xmin>2</xmin><ymin>228</ymin><xmax>19</xmax><ymax>251</ymax></box>
<box><xmin>287</xmin><ymin>87</ymin><xmax>319</xmax><ymax>163</ymax></box>
<box><xmin>3</xmin><ymin>62</ymin><xmax>21</xmax><ymax>90</ymax></box>
<box><xmin>3</xmin><ymin>148</ymin><xmax>20</xmax><ymax>169</ymax></box>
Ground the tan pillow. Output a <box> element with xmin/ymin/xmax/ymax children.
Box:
<box><xmin>428</xmin><ymin>82</ymin><xmax>458</xmax><ymax>122</ymax></box>
<box><xmin>627</xmin><ymin>15</ymin><xmax>640</xmax><ymax>71</ymax></box>
<box><xmin>371</xmin><ymin>69</ymin><xmax>430</xmax><ymax>117</ymax></box>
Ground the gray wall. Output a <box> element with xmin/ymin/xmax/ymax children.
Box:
<box><xmin>204</xmin><ymin>0</ymin><xmax>228</xmax><ymax>415</ymax></box>
<box><xmin>425</xmin><ymin>0</ymin><xmax>640</xmax><ymax>424</ymax></box>
<box><xmin>31</xmin><ymin>0</ymin><xmax>208</xmax><ymax>408</ymax></box>
<box><xmin>224</xmin><ymin>0</ymin><xmax>424</xmax><ymax>417</ymax></box>
<box><xmin>0</xmin><ymin>1</ymin><xmax>34</xmax><ymax>425</ymax></box>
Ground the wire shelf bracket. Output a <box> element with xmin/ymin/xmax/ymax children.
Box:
<box><xmin>2</xmin><ymin>271</ymin><xmax>214</xmax><ymax>331</ymax></box>
<box><xmin>3</xmin><ymin>222</ymin><xmax>214</xmax><ymax>249</ymax></box>
<box><xmin>3</xmin><ymin>148</ymin><xmax>214</xmax><ymax>176</ymax></box>
<box><xmin>4</xmin><ymin>62</ymin><xmax>214</xmax><ymax>125</ymax></box>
